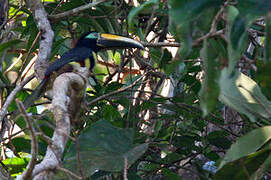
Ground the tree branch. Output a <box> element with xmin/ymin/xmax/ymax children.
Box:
<box><xmin>32</xmin><ymin>68</ymin><xmax>89</xmax><ymax>179</ymax></box>
<box><xmin>48</xmin><ymin>0</ymin><xmax>109</xmax><ymax>20</ymax></box>
<box><xmin>16</xmin><ymin>100</ymin><xmax>38</xmax><ymax>180</ymax></box>
<box><xmin>141</xmin><ymin>41</ymin><xmax>180</xmax><ymax>47</ymax></box>
<box><xmin>141</xmin><ymin>29</ymin><xmax>224</xmax><ymax>48</ymax></box>
<box><xmin>26</xmin><ymin>0</ymin><xmax>54</xmax><ymax>80</ymax></box>
<box><xmin>0</xmin><ymin>74</ymin><xmax>34</xmax><ymax>141</ymax></box>
<box><xmin>87</xmin><ymin>72</ymin><xmax>146</xmax><ymax>106</ymax></box>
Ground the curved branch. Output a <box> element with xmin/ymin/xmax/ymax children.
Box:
<box><xmin>32</xmin><ymin>68</ymin><xmax>89</xmax><ymax>179</ymax></box>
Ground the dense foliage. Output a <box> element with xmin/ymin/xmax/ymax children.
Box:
<box><xmin>1</xmin><ymin>0</ymin><xmax>271</xmax><ymax>179</ymax></box>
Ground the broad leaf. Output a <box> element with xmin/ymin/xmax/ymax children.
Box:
<box><xmin>64</xmin><ymin>120</ymin><xmax>148</xmax><ymax>177</ymax></box>
<box><xmin>219</xmin><ymin>68</ymin><xmax>271</xmax><ymax>122</ymax></box>
<box><xmin>214</xmin><ymin>149</ymin><xmax>271</xmax><ymax>180</ymax></box>
<box><xmin>199</xmin><ymin>39</ymin><xmax>221</xmax><ymax>116</ymax></box>
<box><xmin>169</xmin><ymin>0</ymin><xmax>223</xmax><ymax>24</ymax></box>
<box><xmin>219</xmin><ymin>126</ymin><xmax>271</xmax><ymax>169</ymax></box>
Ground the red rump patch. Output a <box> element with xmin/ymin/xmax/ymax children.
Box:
<box><xmin>79</xmin><ymin>61</ymin><xmax>85</xmax><ymax>67</ymax></box>
<box><xmin>71</xmin><ymin>38</ymin><xmax>78</xmax><ymax>48</ymax></box>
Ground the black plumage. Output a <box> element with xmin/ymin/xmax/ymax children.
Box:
<box><xmin>23</xmin><ymin>32</ymin><xmax>144</xmax><ymax>110</ymax></box>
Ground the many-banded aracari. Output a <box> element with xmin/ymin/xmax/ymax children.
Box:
<box><xmin>23</xmin><ymin>32</ymin><xmax>144</xmax><ymax>109</ymax></box>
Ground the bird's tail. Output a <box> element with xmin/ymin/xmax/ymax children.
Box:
<box><xmin>23</xmin><ymin>78</ymin><xmax>49</xmax><ymax>110</ymax></box>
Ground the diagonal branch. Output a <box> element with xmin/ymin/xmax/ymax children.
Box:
<box><xmin>0</xmin><ymin>75</ymin><xmax>34</xmax><ymax>141</ymax></box>
<box><xmin>87</xmin><ymin>72</ymin><xmax>147</xmax><ymax>106</ymax></box>
<box><xmin>48</xmin><ymin>0</ymin><xmax>109</xmax><ymax>20</ymax></box>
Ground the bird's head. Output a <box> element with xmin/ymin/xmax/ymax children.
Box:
<box><xmin>75</xmin><ymin>32</ymin><xmax>144</xmax><ymax>52</ymax></box>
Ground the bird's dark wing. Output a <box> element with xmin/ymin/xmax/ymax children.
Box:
<box><xmin>45</xmin><ymin>47</ymin><xmax>94</xmax><ymax>77</ymax></box>
<box><xmin>23</xmin><ymin>47</ymin><xmax>94</xmax><ymax>110</ymax></box>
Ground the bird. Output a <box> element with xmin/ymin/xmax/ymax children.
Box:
<box><xmin>23</xmin><ymin>32</ymin><xmax>144</xmax><ymax>109</ymax></box>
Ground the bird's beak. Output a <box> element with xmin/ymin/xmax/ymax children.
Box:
<box><xmin>97</xmin><ymin>33</ymin><xmax>144</xmax><ymax>50</ymax></box>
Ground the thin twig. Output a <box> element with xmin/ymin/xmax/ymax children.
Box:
<box><xmin>0</xmin><ymin>74</ymin><xmax>35</xmax><ymax>136</ymax></box>
<box><xmin>210</xmin><ymin>1</ymin><xmax>228</xmax><ymax>34</ymax></box>
<box><xmin>36</xmin><ymin>132</ymin><xmax>53</xmax><ymax>145</ymax></box>
<box><xmin>0</xmin><ymin>6</ymin><xmax>23</xmax><ymax>30</ymax></box>
<box><xmin>144</xmin><ymin>4</ymin><xmax>158</xmax><ymax>39</ymax></box>
<box><xmin>192</xmin><ymin>29</ymin><xmax>225</xmax><ymax>47</ymax></box>
<box><xmin>15</xmin><ymin>33</ymin><xmax>40</xmax><ymax>84</ymax></box>
<box><xmin>75</xmin><ymin>135</ymin><xmax>84</xmax><ymax>179</ymax></box>
<box><xmin>48</xmin><ymin>0</ymin><xmax>109</xmax><ymax>20</ymax></box>
<box><xmin>141</xmin><ymin>29</ymin><xmax>224</xmax><ymax>48</ymax></box>
<box><xmin>123</xmin><ymin>156</ymin><xmax>128</xmax><ymax>180</ymax></box>
<box><xmin>16</xmin><ymin>99</ymin><xmax>38</xmax><ymax>180</ymax></box>
<box><xmin>57</xmin><ymin>167</ymin><xmax>83</xmax><ymax>180</ymax></box>
<box><xmin>141</xmin><ymin>41</ymin><xmax>180</xmax><ymax>47</ymax></box>
<box><xmin>87</xmin><ymin>73</ymin><xmax>146</xmax><ymax>106</ymax></box>
<box><xmin>3</xmin><ymin>53</ymin><xmax>23</xmax><ymax>74</ymax></box>
<box><xmin>1</xmin><ymin>128</ymin><xmax>27</xmax><ymax>142</ymax></box>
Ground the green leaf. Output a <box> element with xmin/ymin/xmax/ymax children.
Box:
<box><xmin>90</xmin><ymin>170</ymin><xmax>112</xmax><ymax>180</ymax></box>
<box><xmin>251</xmin><ymin>153</ymin><xmax>271</xmax><ymax>179</ymax></box>
<box><xmin>199</xmin><ymin>39</ymin><xmax>220</xmax><ymax>116</ymax></box>
<box><xmin>8</xmin><ymin>137</ymin><xmax>31</xmax><ymax>154</ymax></box>
<box><xmin>177</xmin><ymin>22</ymin><xmax>192</xmax><ymax>58</ymax></box>
<box><xmin>219</xmin><ymin>126</ymin><xmax>271</xmax><ymax>169</ymax></box>
<box><xmin>254</xmin><ymin>61</ymin><xmax>271</xmax><ymax>100</ymax></box>
<box><xmin>169</xmin><ymin>0</ymin><xmax>223</xmax><ymax>58</ymax></box>
<box><xmin>140</xmin><ymin>101</ymin><xmax>156</xmax><ymax>110</ymax></box>
<box><xmin>237</xmin><ymin>0</ymin><xmax>271</xmax><ymax>18</ymax></box>
<box><xmin>228</xmin><ymin>15</ymin><xmax>248</xmax><ymax>72</ymax></box>
<box><xmin>103</xmin><ymin>105</ymin><xmax>121</xmax><ymax>121</ymax></box>
<box><xmin>64</xmin><ymin>120</ymin><xmax>148</xmax><ymax>177</ymax></box>
<box><xmin>265</xmin><ymin>12</ymin><xmax>271</xmax><ymax>62</ymax></box>
<box><xmin>160</xmin><ymin>49</ymin><xmax>173</xmax><ymax>69</ymax></box>
<box><xmin>150</xmin><ymin>48</ymin><xmax>173</xmax><ymax>70</ymax></box>
<box><xmin>3</xmin><ymin>157</ymin><xmax>29</xmax><ymax>177</ymax></box>
<box><xmin>164</xmin><ymin>61</ymin><xmax>181</xmax><ymax>76</ymax></box>
<box><xmin>128</xmin><ymin>0</ymin><xmax>159</xmax><ymax>27</ymax></box>
<box><xmin>150</xmin><ymin>48</ymin><xmax>162</xmax><ymax>64</ymax></box>
<box><xmin>104</xmin><ymin>82</ymin><xmax>123</xmax><ymax>93</ymax></box>
<box><xmin>138</xmin><ymin>163</ymin><xmax>160</xmax><ymax>171</ymax></box>
<box><xmin>8</xmin><ymin>91</ymin><xmax>29</xmax><ymax>113</ymax></box>
<box><xmin>219</xmin><ymin>68</ymin><xmax>271</xmax><ymax>122</ymax></box>
<box><xmin>207</xmin><ymin>131</ymin><xmax>231</xmax><ymax>149</ymax></box>
<box><xmin>161</xmin><ymin>168</ymin><xmax>180</xmax><ymax>179</ymax></box>
<box><xmin>0</xmin><ymin>40</ymin><xmax>22</xmax><ymax>52</ymax></box>
<box><xmin>169</xmin><ymin>0</ymin><xmax>223</xmax><ymax>24</ymax></box>
<box><xmin>227</xmin><ymin>1</ymin><xmax>271</xmax><ymax>72</ymax></box>
<box><xmin>214</xmin><ymin>149</ymin><xmax>271</xmax><ymax>180</ymax></box>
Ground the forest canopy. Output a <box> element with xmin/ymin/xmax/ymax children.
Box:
<box><xmin>0</xmin><ymin>0</ymin><xmax>271</xmax><ymax>179</ymax></box>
